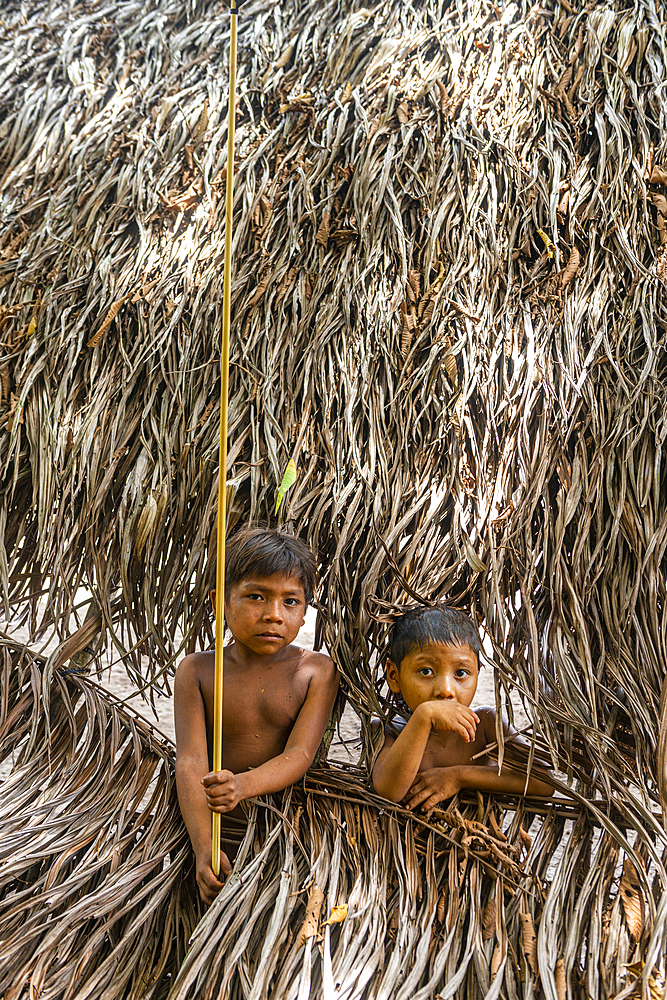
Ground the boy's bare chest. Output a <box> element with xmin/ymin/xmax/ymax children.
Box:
<box><xmin>200</xmin><ymin>659</ymin><xmax>310</xmax><ymax>737</ymax></box>
<box><xmin>419</xmin><ymin>728</ymin><xmax>489</xmax><ymax>771</ymax></box>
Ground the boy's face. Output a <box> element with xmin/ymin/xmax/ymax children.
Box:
<box><xmin>215</xmin><ymin>573</ymin><xmax>306</xmax><ymax>655</ymax></box>
<box><xmin>386</xmin><ymin>641</ymin><xmax>479</xmax><ymax>713</ymax></box>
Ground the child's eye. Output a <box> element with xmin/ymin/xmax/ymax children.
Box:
<box><xmin>284</xmin><ymin>598</ymin><xmax>300</xmax><ymax>607</ymax></box>
<box><xmin>418</xmin><ymin>667</ymin><xmax>433</xmax><ymax>677</ymax></box>
<box><xmin>455</xmin><ymin>669</ymin><xmax>470</xmax><ymax>679</ymax></box>
<box><xmin>247</xmin><ymin>593</ymin><xmax>263</xmax><ymax>601</ymax></box>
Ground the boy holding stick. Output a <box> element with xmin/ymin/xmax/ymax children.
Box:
<box><xmin>175</xmin><ymin>527</ymin><xmax>338</xmax><ymax>903</ymax></box>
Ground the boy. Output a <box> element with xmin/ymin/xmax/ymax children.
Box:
<box><xmin>175</xmin><ymin>527</ymin><xmax>339</xmax><ymax>904</ymax></box>
<box><xmin>372</xmin><ymin>605</ymin><xmax>552</xmax><ymax>809</ymax></box>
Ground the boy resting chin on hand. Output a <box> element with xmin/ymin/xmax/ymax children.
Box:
<box><xmin>175</xmin><ymin>527</ymin><xmax>339</xmax><ymax>905</ymax></box>
<box><xmin>372</xmin><ymin>605</ymin><xmax>553</xmax><ymax>811</ymax></box>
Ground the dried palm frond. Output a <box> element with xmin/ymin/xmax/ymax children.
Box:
<box><xmin>169</xmin><ymin>769</ymin><xmax>667</xmax><ymax>1000</ymax></box>
<box><xmin>0</xmin><ymin>641</ymin><xmax>198</xmax><ymax>1000</ymax></box>
<box><xmin>1</xmin><ymin>652</ymin><xmax>666</xmax><ymax>999</ymax></box>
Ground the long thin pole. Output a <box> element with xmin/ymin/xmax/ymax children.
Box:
<box><xmin>212</xmin><ymin>0</ymin><xmax>238</xmax><ymax>878</ymax></box>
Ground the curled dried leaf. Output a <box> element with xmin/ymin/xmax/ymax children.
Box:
<box><xmin>316</xmin><ymin>212</ymin><xmax>330</xmax><ymax>248</ymax></box>
<box><xmin>555</xmin><ymin>960</ymin><xmax>566</xmax><ymax>1000</ymax></box>
<box><xmin>396</xmin><ymin>102</ymin><xmax>409</xmax><ymax>125</ymax></box>
<box><xmin>87</xmin><ymin>295</ymin><xmax>129</xmax><ymax>349</ymax></box>
<box><xmin>482</xmin><ymin>896</ymin><xmax>496</xmax><ymax>940</ymax></box>
<box><xmin>649</xmin><ymin>165</ymin><xmax>667</xmax><ymax>185</ymax></box>
<box><xmin>561</xmin><ymin>245</ymin><xmax>581</xmax><ymax>287</ymax></box>
<box><xmin>619</xmin><ymin>859</ymin><xmax>644</xmax><ymax>940</ymax></box>
<box><xmin>322</xmin><ymin>903</ymin><xmax>348</xmax><ymax>927</ymax></box>
<box><xmin>519</xmin><ymin>910</ymin><xmax>538</xmax><ymax>976</ymax></box>
<box><xmin>297</xmin><ymin>884</ymin><xmax>324</xmax><ymax>947</ymax></box>
<box><xmin>247</xmin><ymin>273</ymin><xmax>271</xmax><ymax>307</ymax></box>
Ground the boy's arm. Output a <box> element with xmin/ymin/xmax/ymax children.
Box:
<box><xmin>371</xmin><ymin>702</ymin><xmax>479</xmax><ymax>803</ymax></box>
<box><xmin>404</xmin><ymin>708</ymin><xmax>554</xmax><ymax>811</ymax></box>
<box><xmin>174</xmin><ymin>655</ymin><xmax>231</xmax><ymax>904</ymax></box>
<box><xmin>203</xmin><ymin>654</ymin><xmax>339</xmax><ymax>811</ymax></box>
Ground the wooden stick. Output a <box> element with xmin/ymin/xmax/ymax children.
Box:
<box><xmin>212</xmin><ymin>0</ymin><xmax>238</xmax><ymax>878</ymax></box>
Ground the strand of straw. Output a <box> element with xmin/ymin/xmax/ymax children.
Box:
<box><xmin>212</xmin><ymin>0</ymin><xmax>238</xmax><ymax>878</ymax></box>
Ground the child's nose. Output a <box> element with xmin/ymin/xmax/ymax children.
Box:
<box><xmin>434</xmin><ymin>675</ymin><xmax>455</xmax><ymax>698</ymax></box>
<box><xmin>263</xmin><ymin>602</ymin><xmax>283</xmax><ymax>621</ymax></box>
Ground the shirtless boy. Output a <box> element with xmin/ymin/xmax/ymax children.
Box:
<box><xmin>175</xmin><ymin>527</ymin><xmax>339</xmax><ymax>904</ymax></box>
<box><xmin>372</xmin><ymin>605</ymin><xmax>552</xmax><ymax>809</ymax></box>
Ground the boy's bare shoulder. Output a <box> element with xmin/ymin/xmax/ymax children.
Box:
<box><xmin>474</xmin><ymin>705</ymin><xmax>515</xmax><ymax>740</ymax></box>
<box><xmin>370</xmin><ymin>712</ymin><xmax>408</xmax><ymax>741</ymax></box>
<box><xmin>293</xmin><ymin>646</ymin><xmax>337</xmax><ymax>679</ymax></box>
<box><xmin>175</xmin><ymin>651</ymin><xmax>215</xmax><ymax>683</ymax></box>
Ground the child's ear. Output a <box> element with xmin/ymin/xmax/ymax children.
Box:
<box><xmin>386</xmin><ymin>658</ymin><xmax>401</xmax><ymax>694</ymax></box>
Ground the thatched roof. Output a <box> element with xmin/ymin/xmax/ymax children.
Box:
<box><xmin>1</xmin><ymin>0</ymin><xmax>667</xmax><ymax>994</ymax></box>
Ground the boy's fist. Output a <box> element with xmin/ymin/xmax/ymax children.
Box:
<box><xmin>195</xmin><ymin>848</ymin><xmax>232</xmax><ymax>905</ymax></box>
<box><xmin>405</xmin><ymin>767</ymin><xmax>462</xmax><ymax>811</ymax></box>
<box><xmin>419</xmin><ymin>701</ymin><xmax>479</xmax><ymax>742</ymax></box>
<box><xmin>202</xmin><ymin>769</ymin><xmax>244</xmax><ymax>812</ymax></box>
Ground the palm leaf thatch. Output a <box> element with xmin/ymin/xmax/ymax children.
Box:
<box><xmin>0</xmin><ymin>641</ymin><xmax>198</xmax><ymax>1000</ymax></box>
<box><xmin>2</xmin><ymin>644</ymin><xmax>666</xmax><ymax>999</ymax></box>
<box><xmin>1</xmin><ymin>0</ymin><xmax>667</xmax><ymax>995</ymax></box>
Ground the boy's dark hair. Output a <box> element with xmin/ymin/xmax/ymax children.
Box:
<box><xmin>224</xmin><ymin>527</ymin><xmax>317</xmax><ymax>604</ymax></box>
<box><xmin>388</xmin><ymin>604</ymin><xmax>481</xmax><ymax>668</ymax></box>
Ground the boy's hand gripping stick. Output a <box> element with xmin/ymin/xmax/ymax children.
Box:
<box><xmin>212</xmin><ymin>0</ymin><xmax>238</xmax><ymax>879</ymax></box>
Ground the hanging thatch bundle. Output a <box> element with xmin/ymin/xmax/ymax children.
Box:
<box><xmin>1</xmin><ymin>0</ymin><xmax>667</xmax><ymax>995</ymax></box>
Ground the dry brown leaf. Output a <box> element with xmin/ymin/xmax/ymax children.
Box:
<box><xmin>407</xmin><ymin>269</ymin><xmax>421</xmax><ymax>303</ymax></box>
<box><xmin>397</xmin><ymin>102</ymin><xmax>409</xmax><ymax>125</ymax></box>
<box><xmin>321</xmin><ymin>903</ymin><xmax>348</xmax><ymax>927</ymax></box>
<box><xmin>87</xmin><ymin>296</ymin><xmax>129</xmax><ymax>348</ymax></box>
<box><xmin>193</xmin><ymin>98</ymin><xmax>209</xmax><ymax>148</ymax></box>
<box><xmin>561</xmin><ymin>245</ymin><xmax>581</xmax><ymax>287</ymax></box>
<box><xmin>649</xmin><ymin>164</ymin><xmax>667</xmax><ymax>185</ymax></box>
<box><xmin>0</xmin><ymin>364</ymin><xmax>9</xmax><ymax>405</ymax></box>
<box><xmin>487</xmin><ymin>811</ymin><xmax>506</xmax><ymax>842</ymax></box>
<box><xmin>316</xmin><ymin>212</ymin><xmax>330</xmax><ymax>248</ymax></box>
<box><xmin>197</xmin><ymin>400</ymin><xmax>215</xmax><ymax>428</ymax></box>
<box><xmin>519</xmin><ymin>910</ymin><xmax>538</xmax><ymax>976</ymax></box>
<box><xmin>619</xmin><ymin>859</ymin><xmax>644</xmax><ymax>940</ymax></box>
<box><xmin>400</xmin><ymin>301</ymin><xmax>416</xmax><ymax>359</ymax></box>
<box><xmin>556</xmin><ymin>65</ymin><xmax>573</xmax><ymax>96</ymax></box>
<box><xmin>482</xmin><ymin>896</ymin><xmax>496</xmax><ymax>940</ymax></box>
<box><xmin>444</xmin><ymin>351</ymin><xmax>459</xmax><ymax>390</ymax></box>
<box><xmin>130</xmin><ymin>277</ymin><xmax>160</xmax><ymax>304</ymax></box>
<box><xmin>461</xmin><ymin>462</ymin><xmax>475</xmax><ymax>495</ymax></box>
<box><xmin>247</xmin><ymin>273</ymin><xmax>271</xmax><ymax>308</ymax></box>
<box><xmin>648</xmin><ymin>191</ymin><xmax>667</xmax><ymax>215</ymax></box>
<box><xmin>297</xmin><ymin>884</ymin><xmax>324</xmax><ymax>947</ymax></box>
<box><xmin>555</xmin><ymin>959</ymin><xmax>566</xmax><ymax>1000</ymax></box>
